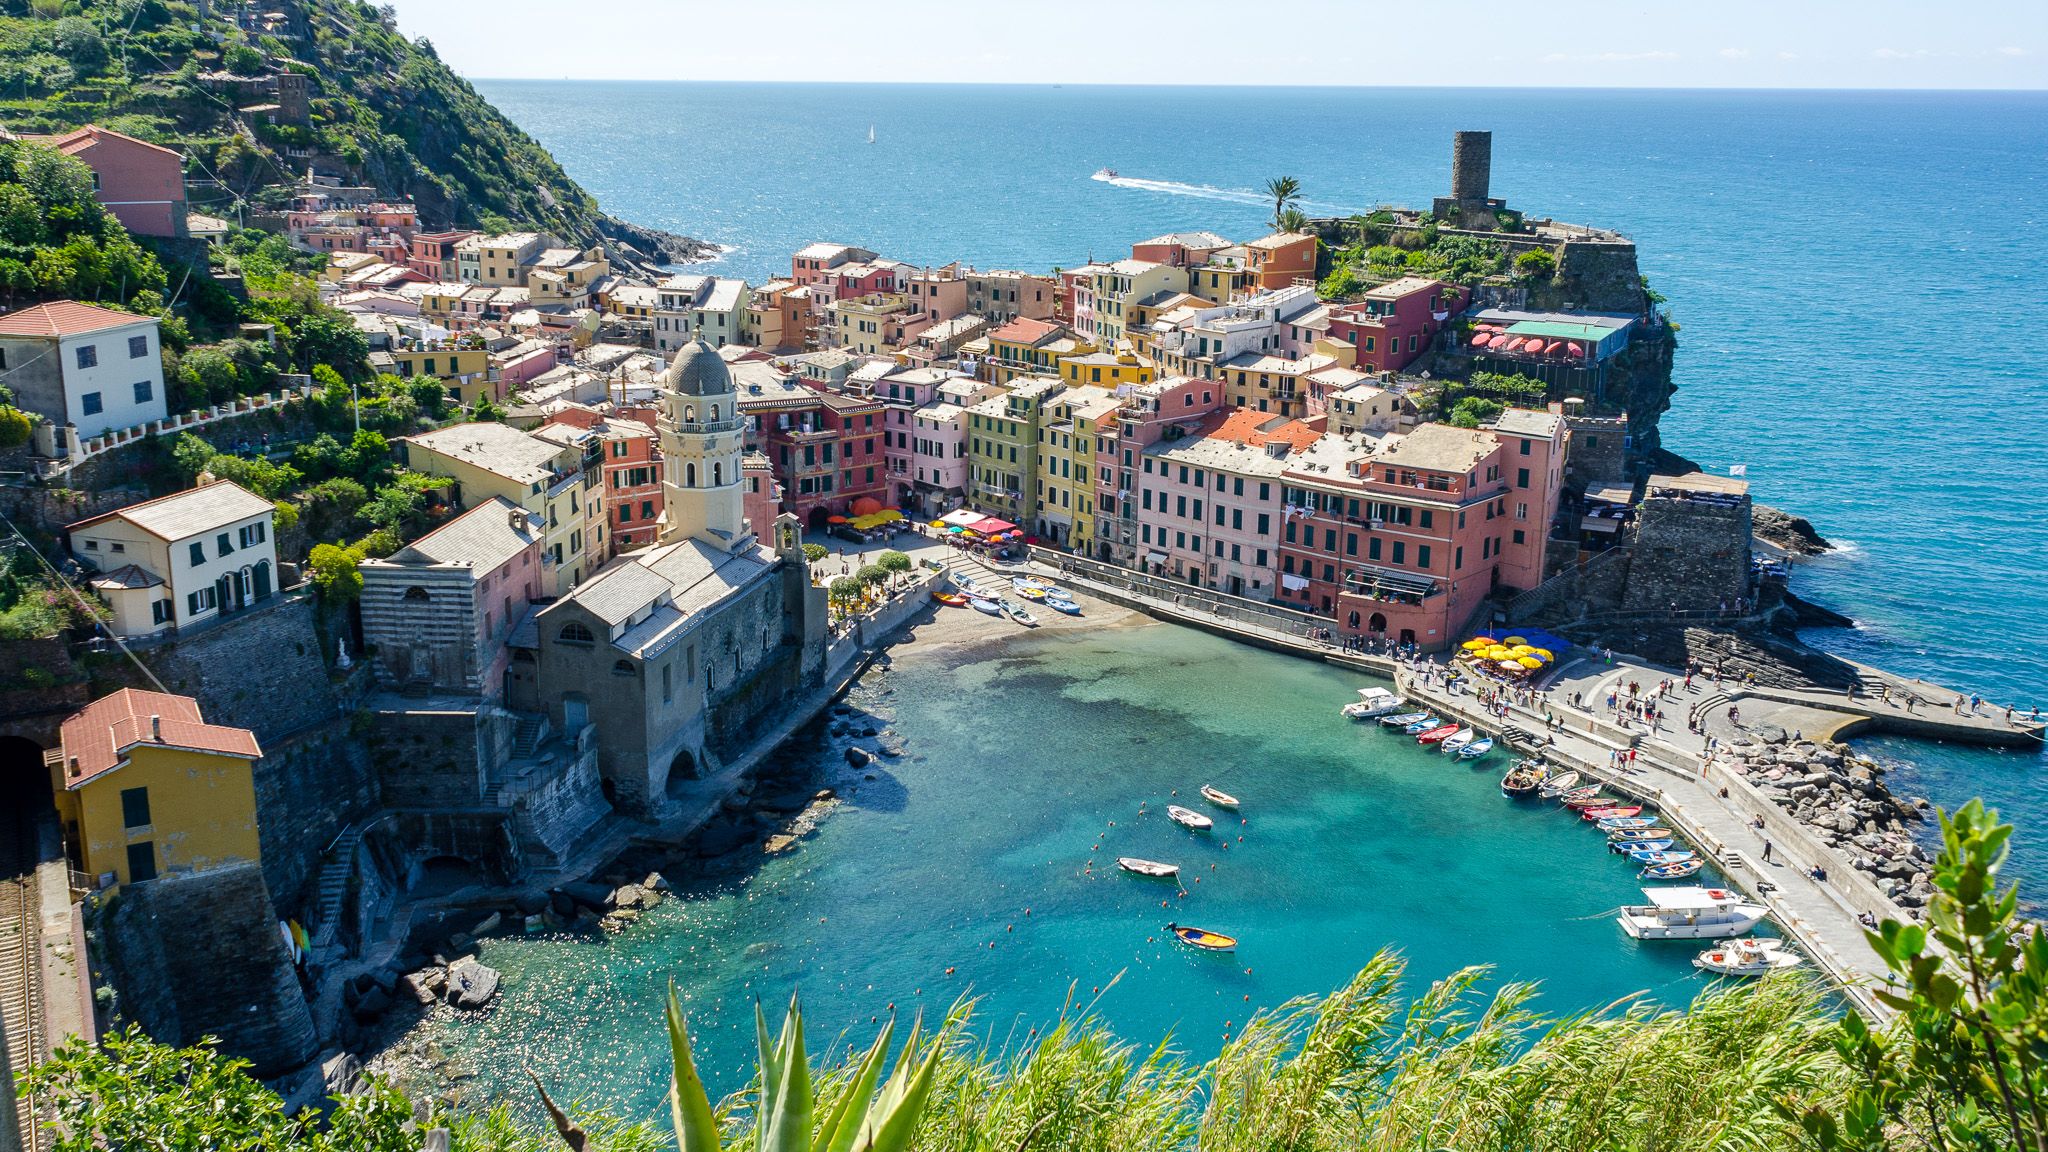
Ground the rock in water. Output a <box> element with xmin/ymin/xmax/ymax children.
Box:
<box><xmin>846</xmin><ymin>747</ymin><xmax>872</xmax><ymax>768</ymax></box>
<box><xmin>446</xmin><ymin>959</ymin><xmax>500</xmax><ymax>1010</ymax></box>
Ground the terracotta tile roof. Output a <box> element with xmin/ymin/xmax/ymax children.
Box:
<box><xmin>989</xmin><ymin>317</ymin><xmax>1060</xmax><ymax>345</ymax></box>
<box><xmin>0</xmin><ymin>300</ymin><xmax>156</xmax><ymax>338</ymax></box>
<box><xmin>58</xmin><ymin>688</ymin><xmax>261</xmax><ymax>789</ymax></box>
<box><xmin>23</xmin><ymin>124</ymin><xmax>181</xmax><ymax>160</ymax></box>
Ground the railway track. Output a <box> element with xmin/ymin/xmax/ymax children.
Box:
<box><xmin>1</xmin><ymin>799</ymin><xmax>43</xmax><ymax>1152</ymax></box>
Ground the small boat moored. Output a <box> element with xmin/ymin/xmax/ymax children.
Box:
<box><xmin>1641</xmin><ymin>859</ymin><xmax>1705</xmax><ymax>880</ymax></box>
<box><xmin>1416</xmin><ymin>724</ymin><xmax>1462</xmax><ymax>745</ymax></box>
<box><xmin>1342</xmin><ymin>687</ymin><xmax>1406</xmax><ymax>720</ymax></box>
<box><xmin>1402</xmin><ymin>715</ymin><xmax>1445</xmax><ymax>735</ymax></box>
<box><xmin>1628</xmin><ymin>849</ymin><xmax>1698</xmax><ymax>867</ymax></box>
<box><xmin>1694</xmin><ymin>939</ymin><xmax>1804</xmax><ymax>977</ymax></box>
<box><xmin>1457</xmin><ymin>737</ymin><xmax>1496</xmax><ymax>760</ymax></box>
<box><xmin>1501</xmin><ymin>762</ymin><xmax>1545</xmax><ymax>798</ymax></box>
<box><xmin>1166</xmin><ymin>804</ymin><xmax>1213</xmax><ymax>831</ymax></box>
<box><xmin>1557</xmin><ymin>785</ymin><xmax>1602</xmax><ymax>805</ymax></box>
<box><xmin>1380</xmin><ymin>711</ymin><xmax>1430</xmax><ymax>728</ymax></box>
<box><xmin>1579</xmin><ymin>805</ymin><xmax>1643</xmax><ymax>821</ymax></box>
<box><xmin>1610</xmin><ymin>838</ymin><xmax>1674</xmax><ymax>855</ymax></box>
<box><xmin>1117</xmin><ymin>857</ymin><xmax>1180</xmax><ymax>879</ymax></box>
<box><xmin>1199</xmin><ymin>784</ymin><xmax>1240</xmax><ymax>809</ymax></box>
<box><xmin>1598</xmin><ymin>816</ymin><xmax>1658</xmax><ymax>830</ymax></box>
<box><xmin>1166</xmin><ymin>923</ymin><xmax>1236</xmax><ymax>952</ymax></box>
<box><xmin>1538</xmin><ymin>771</ymin><xmax>1583</xmax><ymax>798</ymax></box>
<box><xmin>1439</xmin><ymin>728</ymin><xmax>1479</xmax><ymax>754</ymax></box>
<box><xmin>1607</xmin><ymin>826</ymin><xmax>1674</xmax><ymax>842</ymax></box>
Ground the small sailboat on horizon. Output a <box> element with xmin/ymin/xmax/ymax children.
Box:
<box><xmin>868</xmin><ymin>124</ymin><xmax>876</xmax><ymax>144</ymax></box>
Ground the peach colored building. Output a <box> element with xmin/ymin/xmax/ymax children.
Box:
<box><xmin>1134</xmin><ymin>409</ymin><xmax>1316</xmax><ymax>598</ymax></box>
<box><xmin>24</xmin><ymin>126</ymin><xmax>187</xmax><ymax>238</ymax></box>
<box><xmin>537</xmin><ymin>405</ymin><xmax>666</xmax><ymax>555</ymax></box>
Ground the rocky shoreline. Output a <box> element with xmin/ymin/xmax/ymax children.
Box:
<box><xmin>1753</xmin><ymin>504</ymin><xmax>1834</xmax><ymax>557</ymax></box>
<box><xmin>1719</xmin><ymin>729</ymin><xmax>1934</xmax><ymax>915</ymax></box>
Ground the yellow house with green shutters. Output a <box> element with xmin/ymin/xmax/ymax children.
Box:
<box><xmin>50</xmin><ymin>688</ymin><xmax>263</xmax><ymax>890</ymax></box>
<box><xmin>1035</xmin><ymin>385</ymin><xmax>1122</xmax><ymax>551</ymax></box>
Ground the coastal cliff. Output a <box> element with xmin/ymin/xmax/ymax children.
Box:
<box><xmin>0</xmin><ymin>0</ymin><xmax>713</xmax><ymax>260</ymax></box>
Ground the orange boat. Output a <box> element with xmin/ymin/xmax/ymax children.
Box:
<box><xmin>1167</xmin><ymin>923</ymin><xmax>1237</xmax><ymax>952</ymax></box>
<box><xmin>933</xmin><ymin>591</ymin><xmax>969</xmax><ymax>607</ymax></box>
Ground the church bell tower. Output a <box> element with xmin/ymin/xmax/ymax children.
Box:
<box><xmin>657</xmin><ymin>338</ymin><xmax>751</xmax><ymax>552</ymax></box>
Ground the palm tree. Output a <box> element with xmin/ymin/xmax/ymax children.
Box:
<box><xmin>1264</xmin><ymin>176</ymin><xmax>1301</xmax><ymax>228</ymax></box>
<box><xmin>1276</xmin><ymin>207</ymin><xmax>1310</xmax><ymax>236</ymax></box>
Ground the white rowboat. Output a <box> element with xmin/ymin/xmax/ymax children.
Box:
<box><xmin>1166</xmin><ymin>805</ymin><xmax>1213</xmax><ymax>831</ymax></box>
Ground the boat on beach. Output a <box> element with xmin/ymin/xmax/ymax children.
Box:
<box><xmin>1342</xmin><ymin>687</ymin><xmax>1405</xmax><ymax>720</ymax></box>
<box><xmin>1000</xmin><ymin>599</ymin><xmax>1040</xmax><ymax>627</ymax></box>
<box><xmin>1694</xmin><ymin>939</ymin><xmax>1803</xmax><ymax>976</ymax></box>
<box><xmin>1046</xmin><ymin>597</ymin><xmax>1083</xmax><ymax>615</ymax></box>
<box><xmin>1117</xmin><ymin>857</ymin><xmax>1179</xmax><ymax>879</ymax></box>
<box><xmin>1167</xmin><ymin>804</ymin><xmax>1213</xmax><ymax>830</ymax></box>
<box><xmin>1380</xmin><ymin>710</ymin><xmax>1430</xmax><ymax>728</ymax></box>
<box><xmin>933</xmin><ymin>591</ymin><xmax>968</xmax><ymax>607</ymax></box>
<box><xmin>1416</xmin><ymin>724</ymin><xmax>1462</xmax><ymax>745</ymax></box>
<box><xmin>1166</xmin><ymin>922</ymin><xmax>1236</xmax><ymax>952</ymax></box>
<box><xmin>970</xmin><ymin>596</ymin><xmax>1002</xmax><ymax>615</ymax></box>
<box><xmin>1440</xmin><ymin>728</ymin><xmax>1479</xmax><ymax>753</ymax></box>
<box><xmin>1641</xmin><ymin>859</ymin><xmax>1705</xmax><ymax>880</ymax></box>
<box><xmin>1617</xmin><ymin>886</ymin><xmax>1769</xmax><ymax>940</ymax></box>
<box><xmin>1538</xmin><ymin>771</ymin><xmax>1582</xmax><ymax>798</ymax></box>
<box><xmin>1199</xmin><ymin>784</ymin><xmax>1240</xmax><ymax>809</ymax></box>
<box><xmin>1457</xmin><ymin>737</ymin><xmax>1495</xmax><ymax>760</ymax></box>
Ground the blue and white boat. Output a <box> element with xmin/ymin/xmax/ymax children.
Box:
<box><xmin>1401</xmin><ymin>715</ymin><xmax>1443</xmax><ymax>735</ymax></box>
<box><xmin>1598</xmin><ymin>816</ymin><xmax>1658</xmax><ymax>830</ymax></box>
<box><xmin>1439</xmin><ymin>728</ymin><xmax>1479</xmax><ymax>754</ymax></box>
<box><xmin>1457</xmin><ymin>737</ymin><xmax>1495</xmax><ymax>759</ymax></box>
<box><xmin>1628</xmin><ymin>849</ymin><xmax>1697</xmax><ymax>866</ymax></box>
<box><xmin>1611</xmin><ymin>838</ymin><xmax>1674</xmax><ymax>855</ymax></box>
<box><xmin>1046</xmin><ymin>597</ymin><xmax>1082</xmax><ymax>615</ymax></box>
<box><xmin>1379</xmin><ymin>711</ymin><xmax>1430</xmax><ymax>728</ymax></box>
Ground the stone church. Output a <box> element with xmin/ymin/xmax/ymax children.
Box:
<box><xmin>521</xmin><ymin>339</ymin><xmax>827</xmax><ymax>813</ymax></box>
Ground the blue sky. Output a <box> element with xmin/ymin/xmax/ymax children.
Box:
<box><xmin>383</xmin><ymin>0</ymin><xmax>2046</xmax><ymax>88</ymax></box>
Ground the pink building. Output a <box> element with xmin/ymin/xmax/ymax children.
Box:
<box><xmin>1133</xmin><ymin>408</ymin><xmax>1315</xmax><ymax>599</ymax></box>
<box><xmin>791</xmin><ymin>242</ymin><xmax>877</xmax><ymax>287</ymax></box>
<box><xmin>24</xmin><ymin>126</ymin><xmax>186</xmax><ymax>238</ymax></box>
<box><xmin>1324</xmin><ymin>277</ymin><xmax>1468</xmax><ymax>374</ymax></box>
<box><xmin>1130</xmin><ymin>231</ymin><xmax>1232</xmax><ymax>268</ymax></box>
<box><xmin>1092</xmin><ymin>376</ymin><xmax>1224</xmax><ymax>564</ymax></box>
<box><xmin>494</xmin><ymin>341</ymin><xmax>558</xmax><ymax>390</ymax></box>
<box><xmin>1274</xmin><ymin>411</ymin><xmax>1566</xmax><ymax>650</ymax></box>
<box><xmin>407</xmin><ymin>230</ymin><xmax>478</xmax><ymax>281</ymax></box>
<box><xmin>900</xmin><ymin>266</ymin><xmax>969</xmax><ymax>324</ymax></box>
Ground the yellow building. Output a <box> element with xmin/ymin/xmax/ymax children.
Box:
<box><xmin>1034</xmin><ymin>384</ymin><xmax>1120</xmax><ymax>551</ymax></box>
<box><xmin>51</xmin><ymin>688</ymin><xmax>262</xmax><ymax>889</ymax></box>
<box><xmin>1058</xmin><ymin>348</ymin><xmax>1155</xmax><ymax>388</ymax></box>
<box><xmin>372</xmin><ymin>344</ymin><xmax>498</xmax><ymax>406</ymax></box>
<box><xmin>399</xmin><ymin>421</ymin><xmax>604</xmax><ymax>594</ymax></box>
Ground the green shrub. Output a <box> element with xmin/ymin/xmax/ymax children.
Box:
<box><xmin>306</xmin><ymin>542</ymin><xmax>364</xmax><ymax>601</ymax></box>
<box><xmin>802</xmin><ymin>542</ymin><xmax>827</xmax><ymax>563</ymax></box>
<box><xmin>877</xmin><ymin>550</ymin><xmax>912</xmax><ymax>573</ymax></box>
<box><xmin>0</xmin><ymin>404</ymin><xmax>33</xmax><ymax>448</ymax></box>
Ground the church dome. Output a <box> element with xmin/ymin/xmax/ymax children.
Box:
<box><xmin>663</xmin><ymin>338</ymin><xmax>732</xmax><ymax>398</ymax></box>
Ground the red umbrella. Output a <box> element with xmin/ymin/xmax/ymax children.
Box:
<box><xmin>1469</xmin><ymin>333</ymin><xmax>1490</xmax><ymax>348</ymax></box>
<box><xmin>827</xmin><ymin>515</ymin><xmax>849</xmax><ymax>524</ymax></box>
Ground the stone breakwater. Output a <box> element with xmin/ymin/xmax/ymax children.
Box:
<box><xmin>1720</xmin><ymin>730</ymin><xmax>1935</xmax><ymax>914</ymax></box>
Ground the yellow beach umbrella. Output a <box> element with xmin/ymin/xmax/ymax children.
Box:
<box><xmin>1462</xmin><ymin>638</ymin><xmax>1492</xmax><ymax>651</ymax></box>
<box><xmin>1510</xmin><ymin>644</ymin><xmax>1536</xmax><ymax>656</ymax></box>
<box><xmin>1504</xmin><ymin>636</ymin><xmax>1528</xmax><ymax>646</ymax></box>
<box><xmin>1517</xmin><ymin>656</ymin><xmax>1544</xmax><ymax>669</ymax></box>
<box><xmin>1530</xmin><ymin>647</ymin><xmax>1554</xmax><ymax>660</ymax></box>
<box><xmin>928</xmin><ymin>520</ymin><xmax>948</xmax><ymax>529</ymax></box>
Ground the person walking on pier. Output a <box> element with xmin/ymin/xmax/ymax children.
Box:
<box><xmin>1762</xmin><ymin>839</ymin><xmax>1774</xmax><ymax>864</ymax></box>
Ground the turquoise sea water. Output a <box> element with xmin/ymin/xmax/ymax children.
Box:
<box><xmin>472</xmin><ymin>80</ymin><xmax>2047</xmax><ymax>866</ymax></box>
<box><xmin>406</xmin><ymin>621</ymin><xmax>1729</xmax><ymax>1113</ymax></box>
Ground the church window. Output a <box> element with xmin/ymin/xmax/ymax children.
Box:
<box><xmin>711</xmin><ymin>404</ymin><xmax>720</xmax><ymax>421</ymax></box>
<box><xmin>558</xmin><ymin>621</ymin><xmax>595</xmax><ymax>646</ymax></box>
<box><xmin>685</xmin><ymin>463</ymin><xmax>697</xmax><ymax>487</ymax></box>
<box><xmin>612</xmin><ymin>659</ymin><xmax>636</xmax><ymax>676</ymax></box>
<box><xmin>713</xmin><ymin>463</ymin><xmax>723</xmax><ymax>486</ymax></box>
<box><xmin>684</xmin><ymin>404</ymin><xmax>696</xmax><ymax>422</ymax></box>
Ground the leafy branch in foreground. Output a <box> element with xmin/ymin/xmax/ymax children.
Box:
<box><xmin>1784</xmin><ymin>799</ymin><xmax>2048</xmax><ymax>1152</ymax></box>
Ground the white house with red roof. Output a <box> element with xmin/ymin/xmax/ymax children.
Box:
<box><xmin>0</xmin><ymin>300</ymin><xmax>165</xmax><ymax>440</ymax></box>
<box><xmin>67</xmin><ymin>479</ymin><xmax>279</xmax><ymax>637</ymax></box>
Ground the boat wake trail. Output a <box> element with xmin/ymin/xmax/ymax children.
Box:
<box><xmin>1090</xmin><ymin>170</ymin><xmax>1272</xmax><ymax>207</ymax></box>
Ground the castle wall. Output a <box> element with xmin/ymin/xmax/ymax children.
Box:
<box><xmin>1622</xmin><ymin>496</ymin><xmax>1752</xmax><ymax>613</ymax></box>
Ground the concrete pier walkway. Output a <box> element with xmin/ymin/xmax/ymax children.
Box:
<box><xmin>1392</xmin><ymin>662</ymin><xmax>1902</xmax><ymax>1022</ymax></box>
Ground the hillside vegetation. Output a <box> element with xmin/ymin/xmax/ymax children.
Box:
<box><xmin>0</xmin><ymin>0</ymin><xmax>701</xmax><ymax>258</ymax></box>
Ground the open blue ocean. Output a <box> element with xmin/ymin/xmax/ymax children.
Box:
<box><xmin>398</xmin><ymin>84</ymin><xmax>2048</xmax><ymax>1103</ymax></box>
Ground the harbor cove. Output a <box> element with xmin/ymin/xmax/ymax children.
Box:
<box><xmin>2</xmin><ymin>3</ymin><xmax>2047</xmax><ymax>1146</ymax></box>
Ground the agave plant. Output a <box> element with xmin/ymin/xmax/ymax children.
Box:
<box><xmin>666</xmin><ymin>982</ymin><xmax>941</xmax><ymax>1152</ymax></box>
